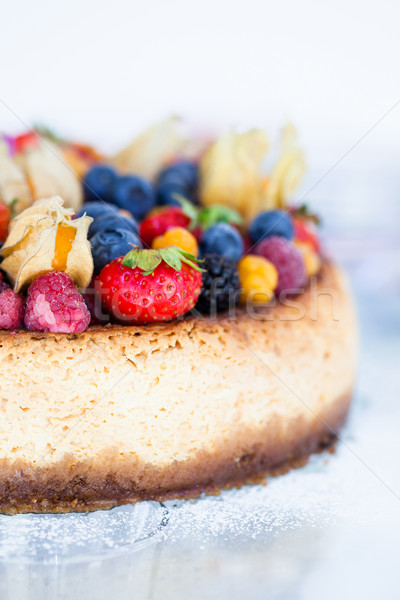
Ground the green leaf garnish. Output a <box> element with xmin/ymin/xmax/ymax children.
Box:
<box><xmin>9</xmin><ymin>198</ymin><xmax>19</xmax><ymax>219</ymax></box>
<box><xmin>159</xmin><ymin>248</ymin><xmax>182</xmax><ymax>271</ymax></box>
<box><xmin>172</xmin><ymin>193</ymin><xmax>199</xmax><ymax>224</ymax></box>
<box><xmin>122</xmin><ymin>247</ymin><xmax>204</xmax><ymax>275</ymax></box>
<box><xmin>197</xmin><ymin>205</ymin><xmax>243</xmax><ymax>230</ymax></box>
<box><xmin>291</xmin><ymin>203</ymin><xmax>321</xmax><ymax>226</ymax></box>
<box><xmin>33</xmin><ymin>124</ymin><xmax>65</xmax><ymax>144</ymax></box>
<box><xmin>172</xmin><ymin>193</ymin><xmax>243</xmax><ymax>231</ymax></box>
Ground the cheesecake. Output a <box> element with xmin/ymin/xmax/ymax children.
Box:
<box><xmin>0</xmin><ymin>121</ymin><xmax>358</xmax><ymax>513</ymax></box>
<box><xmin>0</xmin><ymin>261</ymin><xmax>357</xmax><ymax>513</ymax></box>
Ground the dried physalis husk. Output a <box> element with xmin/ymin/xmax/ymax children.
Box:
<box><xmin>0</xmin><ymin>139</ymin><xmax>33</xmax><ymax>213</ymax></box>
<box><xmin>260</xmin><ymin>123</ymin><xmax>306</xmax><ymax>210</ymax></box>
<box><xmin>15</xmin><ymin>139</ymin><xmax>83</xmax><ymax>213</ymax></box>
<box><xmin>111</xmin><ymin>116</ymin><xmax>186</xmax><ymax>181</ymax></box>
<box><xmin>199</xmin><ymin>129</ymin><xmax>269</xmax><ymax>223</ymax></box>
<box><xmin>0</xmin><ymin>196</ymin><xmax>93</xmax><ymax>292</ymax></box>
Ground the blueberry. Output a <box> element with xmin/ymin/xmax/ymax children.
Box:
<box><xmin>112</xmin><ymin>176</ymin><xmax>156</xmax><ymax>220</ymax></box>
<box><xmin>75</xmin><ymin>201</ymin><xmax>118</xmax><ymax>221</ymax></box>
<box><xmin>83</xmin><ymin>165</ymin><xmax>118</xmax><ymax>203</ymax></box>
<box><xmin>89</xmin><ymin>213</ymin><xmax>139</xmax><ymax>239</ymax></box>
<box><xmin>91</xmin><ymin>228</ymin><xmax>142</xmax><ymax>275</ymax></box>
<box><xmin>249</xmin><ymin>210</ymin><xmax>294</xmax><ymax>244</ymax></box>
<box><xmin>157</xmin><ymin>181</ymin><xmax>187</xmax><ymax>207</ymax></box>
<box><xmin>157</xmin><ymin>161</ymin><xmax>199</xmax><ymax>206</ymax></box>
<box><xmin>200</xmin><ymin>223</ymin><xmax>244</xmax><ymax>262</ymax></box>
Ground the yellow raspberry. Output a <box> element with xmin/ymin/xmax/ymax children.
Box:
<box><xmin>152</xmin><ymin>226</ymin><xmax>199</xmax><ymax>256</ymax></box>
<box><xmin>238</xmin><ymin>255</ymin><xmax>278</xmax><ymax>304</ymax></box>
<box><xmin>294</xmin><ymin>241</ymin><xmax>321</xmax><ymax>277</ymax></box>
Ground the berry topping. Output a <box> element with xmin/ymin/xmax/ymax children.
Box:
<box><xmin>249</xmin><ymin>210</ymin><xmax>294</xmax><ymax>245</ymax></box>
<box><xmin>97</xmin><ymin>248</ymin><xmax>202</xmax><ymax>324</ymax></box>
<box><xmin>0</xmin><ymin>288</ymin><xmax>25</xmax><ymax>330</ymax></box>
<box><xmin>157</xmin><ymin>161</ymin><xmax>199</xmax><ymax>206</ymax></box>
<box><xmin>293</xmin><ymin>217</ymin><xmax>320</xmax><ymax>253</ymax></box>
<box><xmin>112</xmin><ymin>175</ymin><xmax>156</xmax><ymax>220</ymax></box>
<box><xmin>294</xmin><ymin>241</ymin><xmax>321</xmax><ymax>277</ymax></box>
<box><xmin>152</xmin><ymin>226</ymin><xmax>198</xmax><ymax>256</ymax></box>
<box><xmin>14</xmin><ymin>131</ymin><xmax>39</xmax><ymax>154</ymax></box>
<box><xmin>200</xmin><ymin>223</ymin><xmax>244</xmax><ymax>262</ymax></box>
<box><xmin>238</xmin><ymin>255</ymin><xmax>278</xmax><ymax>304</ymax></box>
<box><xmin>139</xmin><ymin>207</ymin><xmax>191</xmax><ymax>248</ymax></box>
<box><xmin>83</xmin><ymin>164</ymin><xmax>118</xmax><ymax>203</ymax></box>
<box><xmin>88</xmin><ymin>213</ymin><xmax>139</xmax><ymax>239</ymax></box>
<box><xmin>91</xmin><ymin>228</ymin><xmax>142</xmax><ymax>275</ymax></box>
<box><xmin>24</xmin><ymin>271</ymin><xmax>91</xmax><ymax>333</ymax></box>
<box><xmin>0</xmin><ymin>201</ymin><xmax>11</xmax><ymax>243</ymax></box>
<box><xmin>195</xmin><ymin>254</ymin><xmax>240</xmax><ymax>315</ymax></box>
<box><xmin>76</xmin><ymin>201</ymin><xmax>118</xmax><ymax>221</ymax></box>
<box><xmin>255</xmin><ymin>236</ymin><xmax>307</xmax><ymax>296</ymax></box>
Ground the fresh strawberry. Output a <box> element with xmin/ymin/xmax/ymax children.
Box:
<box><xmin>97</xmin><ymin>247</ymin><xmax>203</xmax><ymax>324</ymax></box>
<box><xmin>0</xmin><ymin>201</ymin><xmax>11</xmax><ymax>243</ymax></box>
<box><xmin>139</xmin><ymin>207</ymin><xmax>191</xmax><ymax>247</ymax></box>
<box><xmin>292</xmin><ymin>217</ymin><xmax>320</xmax><ymax>253</ymax></box>
<box><xmin>14</xmin><ymin>131</ymin><xmax>39</xmax><ymax>154</ymax></box>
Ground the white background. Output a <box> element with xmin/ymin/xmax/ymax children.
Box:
<box><xmin>0</xmin><ymin>0</ymin><xmax>399</xmax><ymax>171</ymax></box>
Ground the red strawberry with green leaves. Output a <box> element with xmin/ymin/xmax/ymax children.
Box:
<box><xmin>139</xmin><ymin>199</ymin><xmax>243</xmax><ymax>248</ymax></box>
<box><xmin>139</xmin><ymin>207</ymin><xmax>191</xmax><ymax>247</ymax></box>
<box><xmin>292</xmin><ymin>217</ymin><xmax>320</xmax><ymax>253</ymax></box>
<box><xmin>97</xmin><ymin>247</ymin><xmax>203</xmax><ymax>324</ymax></box>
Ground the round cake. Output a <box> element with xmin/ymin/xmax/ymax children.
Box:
<box><xmin>0</xmin><ymin>262</ymin><xmax>357</xmax><ymax>513</ymax></box>
<box><xmin>0</xmin><ymin>122</ymin><xmax>358</xmax><ymax>513</ymax></box>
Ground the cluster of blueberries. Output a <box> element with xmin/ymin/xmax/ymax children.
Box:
<box><xmin>78</xmin><ymin>161</ymin><xmax>294</xmax><ymax>279</ymax></box>
<box><xmin>78</xmin><ymin>161</ymin><xmax>198</xmax><ymax>275</ymax></box>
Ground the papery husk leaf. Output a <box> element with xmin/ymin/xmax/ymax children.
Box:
<box><xmin>199</xmin><ymin>129</ymin><xmax>268</xmax><ymax>224</ymax></box>
<box><xmin>3</xmin><ymin>197</ymin><xmax>72</xmax><ymax>251</ymax></box>
<box><xmin>260</xmin><ymin>123</ymin><xmax>306</xmax><ymax>210</ymax></box>
<box><xmin>15</xmin><ymin>139</ymin><xmax>83</xmax><ymax>212</ymax></box>
<box><xmin>0</xmin><ymin>140</ymin><xmax>33</xmax><ymax>213</ymax></box>
<box><xmin>111</xmin><ymin>116</ymin><xmax>186</xmax><ymax>181</ymax></box>
<box><xmin>65</xmin><ymin>215</ymin><xmax>93</xmax><ymax>289</ymax></box>
<box><xmin>0</xmin><ymin>196</ymin><xmax>93</xmax><ymax>292</ymax></box>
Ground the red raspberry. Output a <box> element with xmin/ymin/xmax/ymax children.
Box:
<box><xmin>25</xmin><ymin>271</ymin><xmax>90</xmax><ymax>333</ymax></box>
<box><xmin>255</xmin><ymin>236</ymin><xmax>307</xmax><ymax>296</ymax></box>
<box><xmin>0</xmin><ymin>288</ymin><xmax>25</xmax><ymax>330</ymax></box>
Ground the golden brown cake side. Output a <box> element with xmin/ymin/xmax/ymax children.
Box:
<box><xmin>0</xmin><ymin>262</ymin><xmax>357</xmax><ymax>513</ymax></box>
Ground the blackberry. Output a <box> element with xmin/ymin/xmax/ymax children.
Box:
<box><xmin>195</xmin><ymin>254</ymin><xmax>240</xmax><ymax>315</ymax></box>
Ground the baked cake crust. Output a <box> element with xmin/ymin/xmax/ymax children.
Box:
<box><xmin>0</xmin><ymin>262</ymin><xmax>357</xmax><ymax>513</ymax></box>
